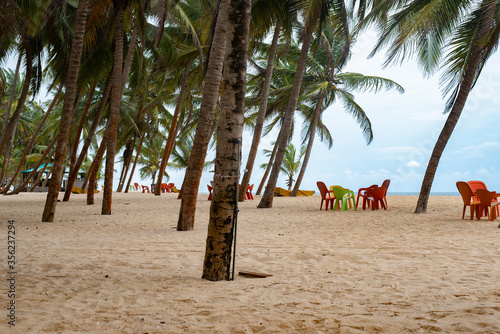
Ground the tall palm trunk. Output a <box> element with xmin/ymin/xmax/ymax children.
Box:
<box><xmin>155</xmin><ymin>59</ymin><xmax>193</xmax><ymax>195</ymax></box>
<box><xmin>258</xmin><ymin>18</ymin><xmax>315</xmax><ymax>208</ymax></box>
<box><xmin>1</xmin><ymin>86</ymin><xmax>62</xmax><ymax>194</ymax></box>
<box><xmin>256</xmin><ymin>140</ymin><xmax>278</xmax><ymax>195</ymax></box>
<box><xmin>415</xmin><ymin>1</ymin><xmax>496</xmax><ymax>213</ymax></box>
<box><xmin>42</xmin><ymin>0</ymin><xmax>88</xmax><ymax>222</ymax></box>
<box><xmin>291</xmin><ymin>93</ymin><xmax>323</xmax><ymax>196</ymax></box>
<box><xmin>69</xmin><ymin>83</ymin><xmax>96</xmax><ymax>174</ymax></box>
<box><xmin>202</xmin><ymin>0</ymin><xmax>251</xmax><ymax>281</ymax></box>
<box><xmin>102</xmin><ymin>2</ymin><xmax>125</xmax><ymax>215</ymax></box>
<box><xmin>0</xmin><ymin>38</ymin><xmax>32</xmax><ymax>158</ymax></box>
<box><xmin>116</xmin><ymin>137</ymin><xmax>135</xmax><ymax>192</ymax></box>
<box><xmin>238</xmin><ymin>22</ymin><xmax>281</xmax><ymax>202</ymax></box>
<box><xmin>177</xmin><ymin>0</ymin><xmax>230</xmax><ymax>231</ymax></box>
<box><xmin>1</xmin><ymin>53</ymin><xmax>21</xmax><ymax>141</ymax></box>
<box><xmin>30</xmin><ymin>151</ymin><xmax>55</xmax><ymax>192</ymax></box>
<box><xmin>63</xmin><ymin>74</ymin><xmax>112</xmax><ymax>201</ymax></box>
<box><xmin>124</xmin><ymin>129</ymin><xmax>146</xmax><ymax>193</ymax></box>
<box><xmin>86</xmin><ymin>131</ymin><xmax>108</xmax><ymax>204</ymax></box>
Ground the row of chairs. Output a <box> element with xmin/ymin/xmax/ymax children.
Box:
<box><xmin>207</xmin><ymin>183</ymin><xmax>254</xmax><ymax>200</ymax></box>
<box><xmin>456</xmin><ymin>181</ymin><xmax>499</xmax><ymax>221</ymax></box>
<box><xmin>317</xmin><ymin>180</ymin><xmax>390</xmax><ymax>211</ymax></box>
<box><xmin>133</xmin><ymin>183</ymin><xmax>176</xmax><ymax>193</ymax></box>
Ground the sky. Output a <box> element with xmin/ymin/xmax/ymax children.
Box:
<box><xmin>6</xmin><ymin>30</ymin><xmax>500</xmax><ymax>195</ymax></box>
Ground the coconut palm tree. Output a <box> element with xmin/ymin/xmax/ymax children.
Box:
<box><xmin>362</xmin><ymin>0</ymin><xmax>499</xmax><ymax>213</ymax></box>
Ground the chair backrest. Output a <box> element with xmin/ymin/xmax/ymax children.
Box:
<box><xmin>134</xmin><ymin>182</ymin><xmax>139</xmax><ymax>190</ymax></box>
<box><xmin>381</xmin><ymin>179</ymin><xmax>390</xmax><ymax>191</ymax></box>
<box><xmin>475</xmin><ymin>188</ymin><xmax>496</xmax><ymax>206</ymax></box>
<box><xmin>367</xmin><ymin>186</ymin><xmax>386</xmax><ymax>199</ymax></box>
<box><xmin>247</xmin><ymin>184</ymin><xmax>253</xmax><ymax>192</ymax></box>
<box><xmin>468</xmin><ymin>180</ymin><xmax>487</xmax><ymax>193</ymax></box>
<box><xmin>316</xmin><ymin>182</ymin><xmax>330</xmax><ymax>199</ymax></box>
<box><xmin>330</xmin><ymin>186</ymin><xmax>348</xmax><ymax>199</ymax></box>
<box><xmin>456</xmin><ymin>181</ymin><xmax>474</xmax><ymax>205</ymax></box>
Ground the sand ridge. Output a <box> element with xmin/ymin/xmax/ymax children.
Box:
<box><xmin>0</xmin><ymin>192</ymin><xmax>499</xmax><ymax>333</ymax></box>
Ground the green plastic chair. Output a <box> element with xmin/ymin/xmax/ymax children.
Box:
<box><xmin>329</xmin><ymin>185</ymin><xmax>357</xmax><ymax>211</ymax></box>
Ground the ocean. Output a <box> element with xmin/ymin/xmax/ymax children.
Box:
<box><xmin>388</xmin><ymin>192</ymin><xmax>459</xmax><ymax>197</ymax></box>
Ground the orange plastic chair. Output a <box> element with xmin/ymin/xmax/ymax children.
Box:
<box><xmin>207</xmin><ymin>184</ymin><xmax>213</xmax><ymax>200</ymax></box>
<box><xmin>245</xmin><ymin>184</ymin><xmax>254</xmax><ymax>200</ymax></box>
<box><xmin>381</xmin><ymin>179</ymin><xmax>390</xmax><ymax>208</ymax></box>
<box><xmin>468</xmin><ymin>180</ymin><xmax>499</xmax><ymax>215</ymax></box>
<box><xmin>364</xmin><ymin>186</ymin><xmax>387</xmax><ymax>210</ymax></box>
<box><xmin>141</xmin><ymin>185</ymin><xmax>150</xmax><ymax>193</ymax></box>
<box><xmin>456</xmin><ymin>182</ymin><xmax>480</xmax><ymax>220</ymax></box>
<box><xmin>160</xmin><ymin>183</ymin><xmax>169</xmax><ymax>193</ymax></box>
<box><xmin>316</xmin><ymin>181</ymin><xmax>335</xmax><ymax>210</ymax></box>
<box><xmin>134</xmin><ymin>183</ymin><xmax>139</xmax><ymax>191</ymax></box>
<box><xmin>475</xmin><ymin>189</ymin><xmax>500</xmax><ymax>221</ymax></box>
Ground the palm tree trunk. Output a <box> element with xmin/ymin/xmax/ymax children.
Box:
<box><xmin>291</xmin><ymin>93</ymin><xmax>323</xmax><ymax>196</ymax></box>
<box><xmin>62</xmin><ymin>74</ymin><xmax>112</xmax><ymax>201</ymax></box>
<box><xmin>258</xmin><ymin>18</ymin><xmax>315</xmax><ymax>208</ymax></box>
<box><xmin>0</xmin><ymin>38</ymin><xmax>32</xmax><ymax>159</ymax></box>
<box><xmin>1</xmin><ymin>53</ymin><xmax>21</xmax><ymax>141</ymax></box>
<box><xmin>202</xmin><ymin>0</ymin><xmax>251</xmax><ymax>281</ymax></box>
<box><xmin>414</xmin><ymin>1</ymin><xmax>496</xmax><ymax>213</ymax></box>
<box><xmin>256</xmin><ymin>141</ymin><xmax>278</xmax><ymax>195</ymax></box>
<box><xmin>86</xmin><ymin>132</ymin><xmax>108</xmax><ymax>205</ymax></box>
<box><xmin>116</xmin><ymin>137</ymin><xmax>135</xmax><ymax>192</ymax></box>
<box><xmin>124</xmin><ymin>129</ymin><xmax>146</xmax><ymax>193</ymax></box>
<box><xmin>0</xmin><ymin>85</ymin><xmax>62</xmax><ymax>194</ymax></box>
<box><xmin>238</xmin><ymin>22</ymin><xmax>281</xmax><ymax>202</ymax></box>
<box><xmin>102</xmin><ymin>2</ymin><xmax>125</xmax><ymax>215</ymax></box>
<box><xmin>42</xmin><ymin>0</ymin><xmax>88</xmax><ymax>222</ymax></box>
<box><xmin>69</xmin><ymin>83</ymin><xmax>96</xmax><ymax>174</ymax></box>
<box><xmin>155</xmin><ymin>59</ymin><xmax>193</xmax><ymax>195</ymax></box>
<box><xmin>177</xmin><ymin>0</ymin><xmax>230</xmax><ymax>231</ymax></box>
<box><xmin>29</xmin><ymin>152</ymin><xmax>55</xmax><ymax>192</ymax></box>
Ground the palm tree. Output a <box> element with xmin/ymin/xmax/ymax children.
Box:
<box><xmin>202</xmin><ymin>0</ymin><xmax>251</xmax><ymax>282</ymax></box>
<box><xmin>177</xmin><ymin>0</ymin><xmax>230</xmax><ymax>231</ymax></box>
<box><xmin>42</xmin><ymin>0</ymin><xmax>89</xmax><ymax>222</ymax></box>
<box><xmin>258</xmin><ymin>0</ymin><xmax>351</xmax><ymax>208</ymax></box>
<box><xmin>363</xmin><ymin>0</ymin><xmax>499</xmax><ymax>213</ymax></box>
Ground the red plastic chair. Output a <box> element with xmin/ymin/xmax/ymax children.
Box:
<box><xmin>134</xmin><ymin>183</ymin><xmax>140</xmax><ymax>191</ymax></box>
<box><xmin>160</xmin><ymin>183</ymin><xmax>169</xmax><ymax>193</ymax></box>
<box><xmin>356</xmin><ymin>185</ymin><xmax>377</xmax><ymax>208</ymax></box>
<box><xmin>468</xmin><ymin>181</ymin><xmax>498</xmax><ymax>215</ymax></box>
<box><xmin>475</xmin><ymin>189</ymin><xmax>500</xmax><ymax>221</ymax></box>
<box><xmin>141</xmin><ymin>185</ymin><xmax>150</xmax><ymax>193</ymax></box>
<box><xmin>245</xmin><ymin>184</ymin><xmax>254</xmax><ymax>200</ymax></box>
<box><xmin>381</xmin><ymin>179</ymin><xmax>390</xmax><ymax>208</ymax></box>
<box><xmin>207</xmin><ymin>184</ymin><xmax>213</xmax><ymax>200</ymax></box>
<box><xmin>456</xmin><ymin>181</ymin><xmax>480</xmax><ymax>220</ymax></box>
<box><xmin>316</xmin><ymin>181</ymin><xmax>335</xmax><ymax>210</ymax></box>
<box><xmin>364</xmin><ymin>186</ymin><xmax>387</xmax><ymax>210</ymax></box>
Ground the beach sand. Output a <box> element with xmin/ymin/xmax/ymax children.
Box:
<box><xmin>0</xmin><ymin>192</ymin><xmax>499</xmax><ymax>333</ymax></box>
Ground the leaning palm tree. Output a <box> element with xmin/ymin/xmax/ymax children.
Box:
<box><xmin>362</xmin><ymin>0</ymin><xmax>499</xmax><ymax>213</ymax></box>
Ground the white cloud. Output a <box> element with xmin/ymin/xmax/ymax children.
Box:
<box><xmin>406</xmin><ymin>160</ymin><xmax>421</xmax><ymax>167</ymax></box>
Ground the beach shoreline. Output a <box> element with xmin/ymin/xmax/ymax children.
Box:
<box><xmin>1</xmin><ymin>192</ymin><xmax>499</xmax><ymax>333</ymax></box>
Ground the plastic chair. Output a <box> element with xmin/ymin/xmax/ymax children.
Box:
<box><xmin>330</xmin><ymin>185</ymin><xmax>356</xmax><ymax>211</ymax></box>
<box><xmin>456</xmin><ymin>182</ymin><xmax>480</xmax><ymax>220</ymax></box>
<box><xmin>381</xmin><ymin>179</ymin><xmax>390</xmax><ymax>208</ymax></box>
<box><xmin>141</xmin><ymin>185</ymin><xmax>150</xmax><ymax>193</ymax></box>
<box><xmin>356</xmin><ymin>184</ymin><xmax>377</xmax><ymax>208</ymax></box>
<box><xmin>160</xmin><ymin>183</ymin><xmax>169</xmax><ymax>193</ymax></box>
<box><xmin>207</xmin><ymin>184</ymin><xmax>213</xmax><ymax>200</ymax></box>
<box><xmin>364</xmin><ymin>186</ymin><xmax>387</xmax><ymax>210</ymax></box>
<box><xmin>468</xmin><ymin>180</ymin><xmax>499</xmax><ymax>215</ymax></box>
<box><xmin>134</xmin><ymin>183</ymin><xmax>140</xmax><ymax>191</ymax></box>
<box><xmin>316</xmin><ymin>182</ymin><xmax>335</xmax><ymax>210</ymax></box>
<box><xmin>475</xmin><ymin>189</ymin><xmax>500</xmax><ymax>221</ymax></box>
<box><xmin>245</xmin><ymin>184</ymin><xmax>254</xmax><ymax>200</ymax></box>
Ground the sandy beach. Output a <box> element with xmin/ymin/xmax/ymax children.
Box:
<box><xmin>0</xmin><ymin>192</ymin><xmax>499</xmax><ymax>333</ymax></box>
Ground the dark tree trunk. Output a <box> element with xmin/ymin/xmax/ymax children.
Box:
<box><xmin>256</xmin><ymin>140</ymin><xmax>279</xmax><ymax>195</ymax></box>
<box><xmin>238</xmin><ymin>22</ymin><xmax>281</xmax><ymax>202</ymax></box>
<box><xmin>202</xmin><ymin>0</ymin><xmax>251</xmax><ymax>281</ymax></box>
<box><xmin>415</xmin><ymin>1</ymin><xmax>496</xmax><ymax>213</ymax></box>
<box><xmin>177</xmin><ymin>0</ymin><xmax>230</xmax><ymax>231</ymax></box>
<box><xmin>42</xmin><ymin>0</ymin><xmax>88</xmax><ymax>222</ymax></box>
<box><xmin>102</xmin><ymin>2</ymin><xmax>125</xmax><ymax>215</ymax></box>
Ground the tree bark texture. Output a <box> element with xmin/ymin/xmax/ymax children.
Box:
<box><xmin>42</xmin><ymin>0</ymin><xmax>88</xmax><ymax>222</ymax></box>
<box><xmin>238</xmin><ymin>22</ymin><xmax>281</xmax><ymax>202</ymax></box>
<box><xmin>177</xmin><ymin>0</ymin><xmax>230</xmax><ymax>231</ymax></box>
<box><xmin>202</xmin><ymin>0</ymin><xmax>251</xmax><ymax>281</ymax></box>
